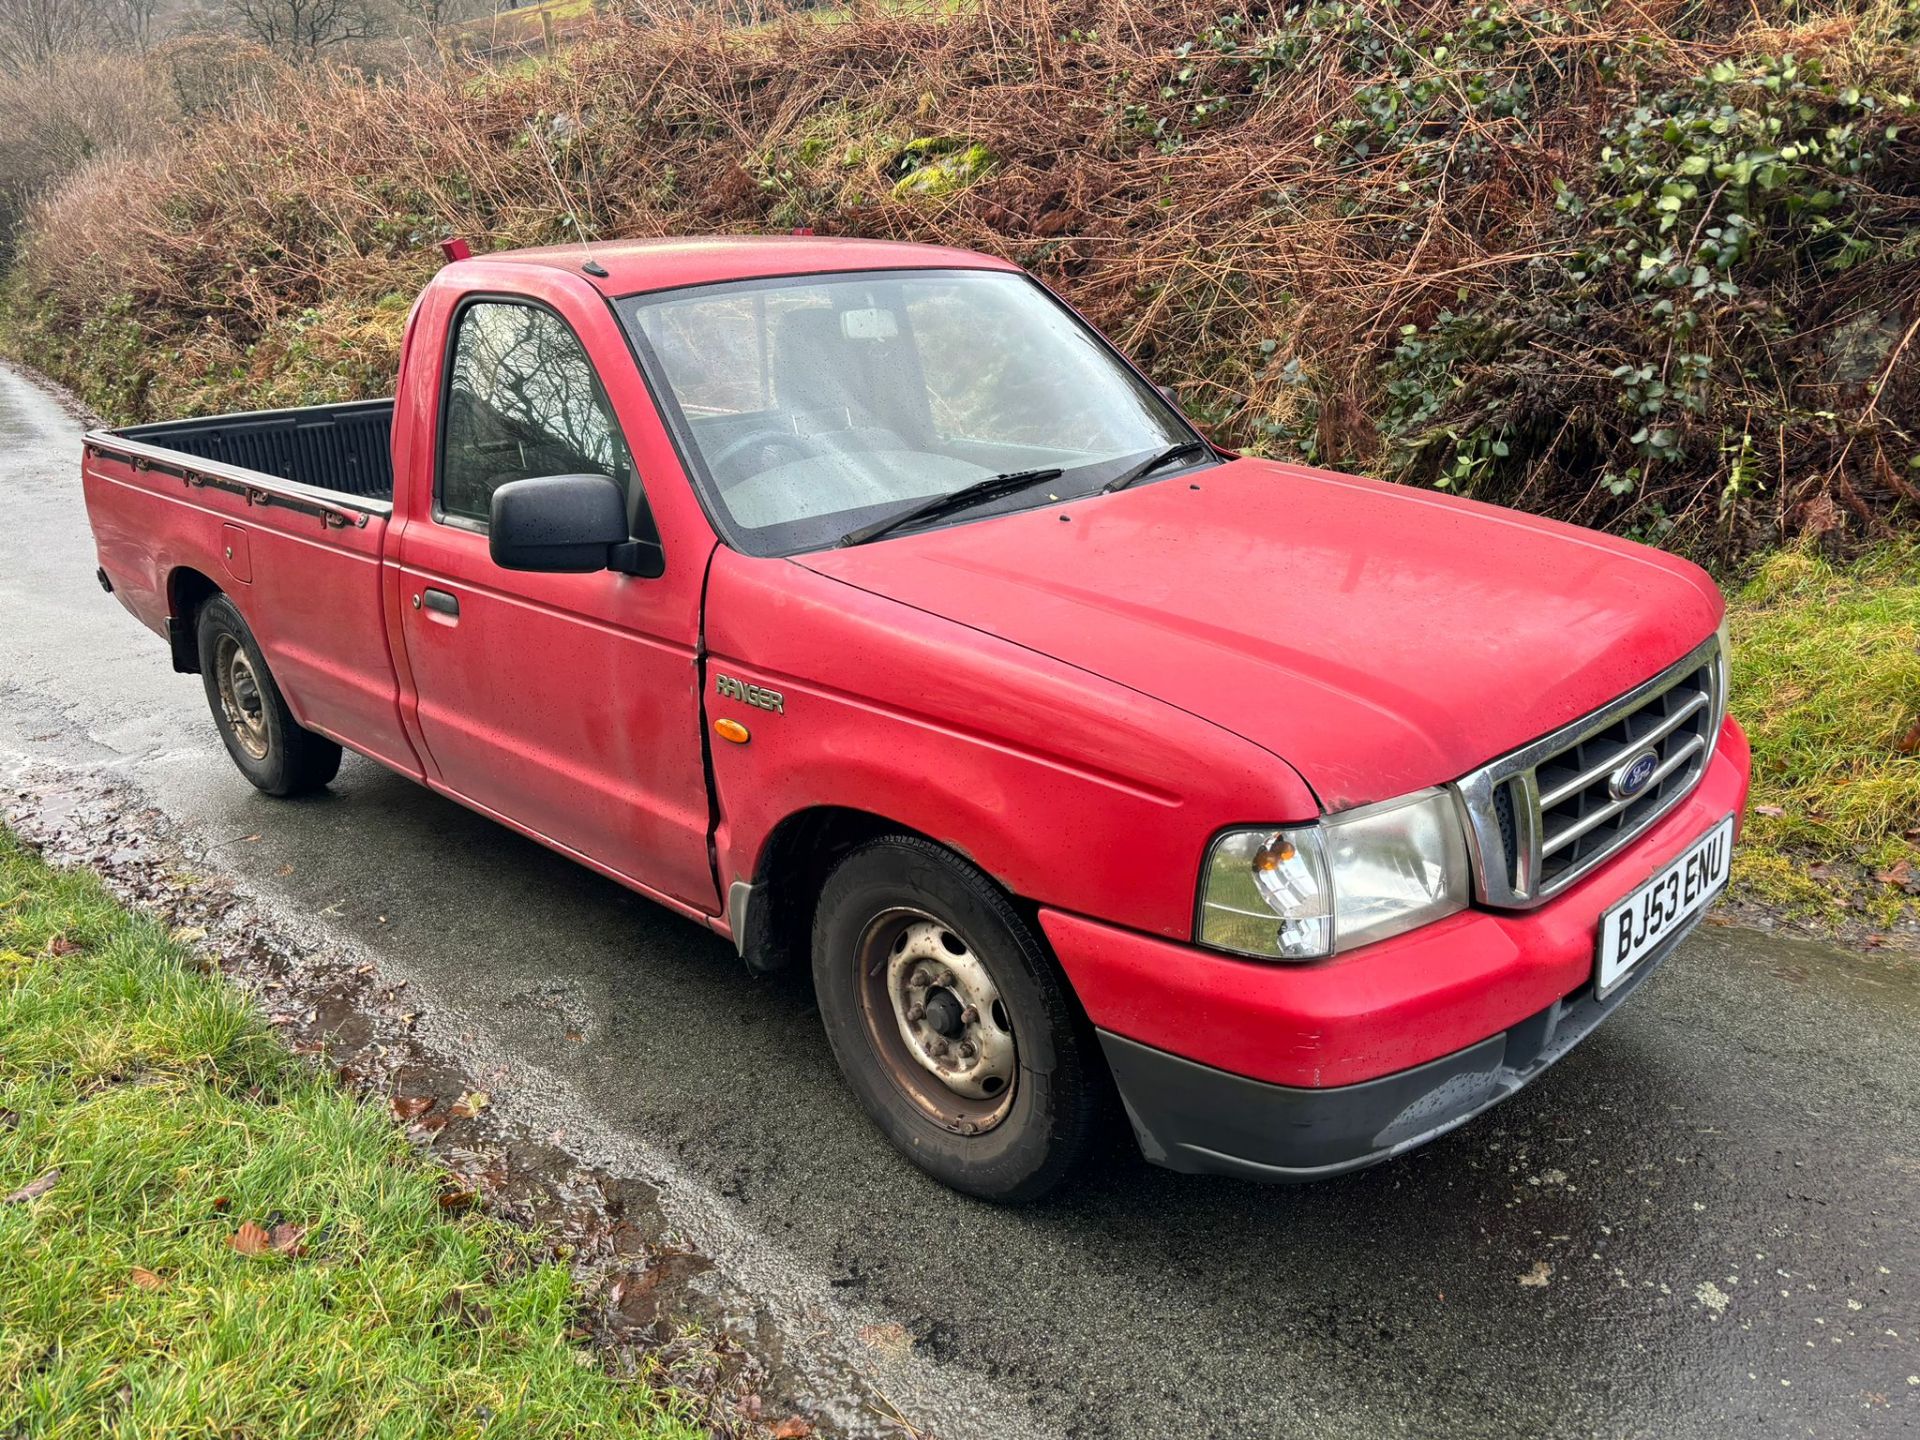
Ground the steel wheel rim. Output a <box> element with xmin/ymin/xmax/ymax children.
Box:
<box><xmin>214</xmin><ymin>635</ymin><xmax>270</xmax><ymax>761</ymax></box>
<box><xmin>854</xmin><ymin>907</ymin><xmax>1017</xmax><ymax>1135</ymax></box>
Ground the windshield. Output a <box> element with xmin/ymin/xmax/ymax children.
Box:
<box><xmin>618</xmin><ymin>269</ymin><xmax>1204</xmax><ymax>554</ymax></box>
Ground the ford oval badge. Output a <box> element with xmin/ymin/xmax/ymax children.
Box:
<box><xmin>1608</xmin><ymin>747</ymin><xmax>1661</xmax><ymax>802</ymax></box>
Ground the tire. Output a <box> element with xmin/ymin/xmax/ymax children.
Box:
<box><xmin>196</xmin><ymin>594</ymin><xmax>342</xmax><ymax>797</ymax></box>
<box><xmin>812</xmin><ymin>835</ymin><xmax>1102</xmax><ymax>1203</ymax></box>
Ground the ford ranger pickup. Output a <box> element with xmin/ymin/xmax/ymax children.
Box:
<box><xmin>81</xmin><ymin>236</ymin><xmax>1751</xmax><ymax>1201</ymax></box>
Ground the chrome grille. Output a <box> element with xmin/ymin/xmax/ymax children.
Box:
<box><xmin>1452</xmin><ymin>632</ymin><xmax>1726</xmax><ymax>908</ymax></box>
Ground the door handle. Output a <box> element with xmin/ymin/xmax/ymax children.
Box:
<box><xmin>421</xmin><ymin>588</ymin><xmax>460</xmax><ymax>618</ymax></box>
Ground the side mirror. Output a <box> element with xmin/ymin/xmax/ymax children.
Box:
<box><xmin>490</xmin><ymin>473</ymin><xmax>660</xmax><ymax>576</ymax></box>
<box><xmin>1156</xmin><ymin>383</ymin><xmax>1181</xmax><ymax>410</ymax></box>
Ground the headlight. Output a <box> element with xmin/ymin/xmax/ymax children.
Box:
<box><xmin>1196</xmin><ymin>790</ymin><xmax>1471</xmax><ymax>961</ymax></box>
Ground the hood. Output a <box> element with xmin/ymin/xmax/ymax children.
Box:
<box><xmin>796</xmin><ymin>458</ymin><xmax>1724</xmax><ymax>812</ymax></box>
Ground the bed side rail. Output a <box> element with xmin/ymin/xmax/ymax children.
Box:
<box><xmin>116</xmin><ymin>399</ymin><xmax>396</xmax><ymax>500</ymax></box>
<box><xmin>83</xmin><ymin>429</ymin><xmax>393</xmax><ymax>532</ymax></box>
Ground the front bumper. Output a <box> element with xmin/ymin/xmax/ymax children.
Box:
<box><xmin>1100</xmin><ymin>911</ymin><xmax>1697</xmax><ymax>1179</ymax></box>
<box><xmin>1040</xmin><ymin>715</ymin><xmax>1750</xmax><ymax>1179</ymax></box>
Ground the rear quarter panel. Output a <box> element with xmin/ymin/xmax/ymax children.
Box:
<box><xmin>82</xmin><ymin>447</ymin><xmax>420</xmax><ymax>777</ymax></box>
<box><xmin>703</xmin><ymin>551</ymin><xmax>1319</xmax><ymax>940</ymax></box>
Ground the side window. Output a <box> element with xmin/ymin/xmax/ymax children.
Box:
<box><xmin>439</xmin><ymin>301</ymin><xmax>635</xmax><ymax>526</ymax></box>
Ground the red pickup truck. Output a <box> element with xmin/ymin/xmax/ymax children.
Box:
<box><xmin>83</xmin><ymin>237</ymin><xmax>1750</xmax><ymax>1200</ymax></box>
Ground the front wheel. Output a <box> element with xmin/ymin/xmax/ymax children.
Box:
<box><xmin>196</xmin><ymin>594</ymin><xmax>342</xmax><ymax>797</ymax></box>
<box><xmin>812</xmin><ymin>835</ymin><xmax>1102</xmax><ymax>1203</ymax></box>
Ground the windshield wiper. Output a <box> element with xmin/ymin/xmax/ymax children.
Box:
<box><xmin>1101</xmin><ymin>441</ymin><xmax>1208</xmax><ymax>494</ymax></box>
<box><xmin>836</xmin><ymin>467</ymin><xmax>1065</xmax><ymax>547</ymax></box>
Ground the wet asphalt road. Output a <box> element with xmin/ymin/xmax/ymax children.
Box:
<box><xmin>3</xmin><ymin>362</ymin><xmax>1918</xmax><ymax>1439</ymax></box>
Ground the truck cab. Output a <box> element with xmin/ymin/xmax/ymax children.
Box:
<box><xmin>82</xmin><ymin>237</ymin><xmax>1751</xmax><ymax>1200</ymax></box>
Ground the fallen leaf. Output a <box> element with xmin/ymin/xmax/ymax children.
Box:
<box><xmin>391</xmin><ymin>1095</ymin><xmax>435</xmax><ymax>1121</ymax></box>
<box><xmin>48</xmin><ymin>936</ymin><xmax>79</xmax><ymax>955</ymax></box>
<box><xmin>211</xmin><ymin>1196</ymin><xmax>230</xmax><ymax>1212</ymax></box>
<box><xmin>269</xmin><ymin>1222</ymin><xmax>307</xmax><ymax>1257</ymax></box>
<box><xmin>129</xmin><ymin>1267</ymin><xmax>165</xmax><ymax>1291</ymax></box>
<box><xmin>437</xmin><ymin>1288</ymin><xmax>493</xmax><ymax>1328</ymax></box>
<box><xmin>1897</xmin><ymin>721</ymin><xmax>1920</xmax><ymax>755</ymax></box>
<box><xmin>1753</xmin><ymin>804</ymin><xmax>1785</xmax><ymax>818</ymax></box>
<box><xmin>229</xmin><ymin>1221</ymin><xmax>271</xmax><ymax>1257</ymax></box>
<box><xmin>1874</xmin><ymin>859</ymin><xmax>1919</xmax><ymax>894</ymax></box>
<box><xmin>771</xmin><ymin>1421</ymin><xmax>814</xmax><ymax>1439</ymax></box>
<box><xmin>1517</xmin><ymin>1260</ymin><xmax>1553</xmax><ymax>1288</ymax></box>
<box><xmin>3</xmin><ymin>1170</ymin><xmax>59</xmax><ymax>1204</ymax></box>
<box><xmin>438</xmin><ymin>1186</ymin><xmax>478</xmax><ymax>1212</ymax></box>
<box><xmin>450</xmin><ymin>1091</ymin><xmax>490</xmax><ymax>1119</ymax></box>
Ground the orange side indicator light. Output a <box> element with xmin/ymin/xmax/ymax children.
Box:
<box><xmin>713</xmin><ymin>718</ymin><xmax>751</xmax><ymax>745</ymax></box>
<box><xmin>1256</xmin><ymin>841</ymin><xmax>1295</xmax><ymax>872</ymax></box>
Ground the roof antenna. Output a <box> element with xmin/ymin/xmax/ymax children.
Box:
<box><xmin>529</xmin><ymin>122</ymin><xmax>606</xmax><ymax>278</ymax></box>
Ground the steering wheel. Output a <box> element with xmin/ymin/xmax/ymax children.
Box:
<box><xmin>707</xmin><ymin>427</ymin><xmax>814</xmax><ymax>478</ymax></box>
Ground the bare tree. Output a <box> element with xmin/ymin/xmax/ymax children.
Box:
<box><xmin>409</xmin><ymin>0</ymin><xmax>459</xmax><ymax>36</ymax></box>
<box><xmin>217</xmin><ymin>0</ymin><xmax>384</xmax><ymax>58</ymax></box>
<box><xmin>0</xmin><ymin>0</ymin><xmax>92</xmax><ymax>72</ymax></box>
<box><xmin>97</xmin><ymin>0</ymin><xmax>161</xmax><ymax>51</ymax></box>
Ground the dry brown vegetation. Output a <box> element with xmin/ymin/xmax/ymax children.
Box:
<box><xmin>5</xmin><ymin>0</ymin><xmax>1918</xmax><ymax>559</ymax></box>
<box><xmin>0</xmin><ymin>49</ymin><xmax>175</xmax><ymax>250</ymax></box>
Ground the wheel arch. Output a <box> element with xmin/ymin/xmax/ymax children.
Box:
<box><xmin>165</xmin><ymin>566</ymin><xmax>225</xmax><ymax>674</ymax></box>
<box><xmin>731</xmin><ymin>805</ymin><xmax>1037</xmax><ymax>976</ymax></box>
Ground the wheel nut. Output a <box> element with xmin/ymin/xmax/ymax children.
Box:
<box><xmin>905</xmin><ymin>1003</ymin><xmax>926</xmax><ymax>1023</ymax></box>
<box><xmin>927</xmin><ymin>1038</ymin><xmax>949</xmax><ymax>1058</ymax></box>
<box><xmin>960</xmin><ymin>1005</ymin><xmax>979</xmax><ymax>1025</ymax></box>
<box><xmin>956</xmin><ymin>1041</ymin><xmax>975</xmax><ymax>1061</ymax></box>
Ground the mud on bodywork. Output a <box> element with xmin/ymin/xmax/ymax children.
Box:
<box><xmin>0</xmin><ymin>769</ymin><xmax>930</xmax><ymax>1440</ymax></box>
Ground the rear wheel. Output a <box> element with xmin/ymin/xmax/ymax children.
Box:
<box><xmin>196</xmin><ymin>594</ymin><xmax>342</xmax><ymax>797</ymax></box>
<box><xmin>812</xmin><ymin>835</ymin><xmax>1101</xmax><ymax>1203</ymax></box>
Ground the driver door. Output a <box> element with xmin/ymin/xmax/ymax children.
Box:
<box><xmin>395</xmin><ymin>295</ymin><xmax>715</xmax><ymax>911</ymax></box>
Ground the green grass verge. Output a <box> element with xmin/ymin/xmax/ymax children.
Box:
<box><xmin>0</xmin><ymin>829</ymin><xmax>704</xmax><ymax>1439</ymax></box>
<box><xmin>1727</xmin><ymin>540</ymin><xmax>1920</xmax><ymax>924</ymax></box>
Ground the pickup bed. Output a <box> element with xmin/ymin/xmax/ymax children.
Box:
<box><xmin>84</xmin><ymin>236</ymin><xmax>1751</xmax><ymax>1200</ymax></box>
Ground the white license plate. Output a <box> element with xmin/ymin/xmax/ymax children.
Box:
<box><xmin>1596</xmin><ymin>815</ymin><xmax>1734</xmax><ymax>996</ymax></box>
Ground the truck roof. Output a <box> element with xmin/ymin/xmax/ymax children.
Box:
<box><xmin>467</xmin><ymin>235</ymin><xmax>1021</xmax><ymax>298</ymax></box>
